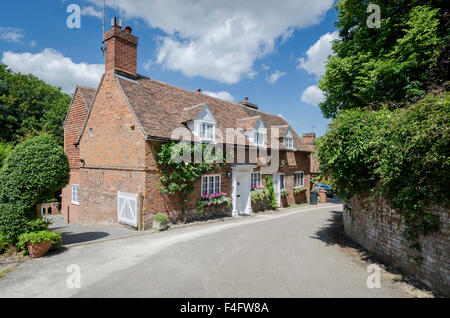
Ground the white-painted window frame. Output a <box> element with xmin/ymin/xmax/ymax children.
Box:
<box><xmin>279</xmin><ymin>174</ymin><xmax>285</xmax><ymax>190</ymax></box>
<box><xmin>71</xmin><ymin>184</ymin><xmax>80</xmax><ymax>205</ymax></box>
<box><xmin>294</xmin><ymin>171</ymin><xmax>305</xmax><ymax>188</ymax></box>
<box><xmin>201</xmin><ymin>174</ymin><xmax>221</xmax><ymax>196</ymax></box>
<box><xmin>285</xmin><ymin>137</ymin><xmax>294</xmax><ymax>150</ymax></box>
<box><xmin>251</xmin><ymin>172</ymin><xmax>262</xmax><ymax>188</ymax></box>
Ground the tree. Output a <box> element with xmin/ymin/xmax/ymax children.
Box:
<box><xmin>0</xmin><ymin>142</ymin><xmax>12</xmax><ymax>168</ymax></box>
<box><xmin>0</xmin><ymin>64</ymin><xmax>71</xmax><ymax>145</ymax></box>
<box><xmin>319</xmin><ymin>0</ymin><xmax>448</xmax><ymax>118</ymax></box>
<box><xmin>0</xmin><ymin>134</ymin><xmax>70</xmax><ymax>243</ymax></box>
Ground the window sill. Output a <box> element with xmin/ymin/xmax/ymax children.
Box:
<box><xmin>71</xmin><ymin>202</ymin><xmax>80</xmax><ymax>206</ymax></box>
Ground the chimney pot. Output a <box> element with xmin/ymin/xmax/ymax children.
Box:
<box><xmin>196</xmin><ymin>89</ymin><xmax>202</xmax><ymax>93</ymax></box>
<box><xmin>104</xmin><ymin>19</ymin><xmax>138</xmax><ymax>78</ymax></box>
<box><xmin>245</xmin><ymin>97</ymin><xmax>249</xmax><ymax>102</ymax></box>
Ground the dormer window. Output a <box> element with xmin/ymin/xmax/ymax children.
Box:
<box><xmin>254</xmin><ymin>132</ymin><xmax>265</xmax><ymax>146</ymax></box>
<box><xmin>285</xmin><ymin>137</ymin><xmax>294</xmax><ymax>149</ymax></box>
<box><xmin>200</xmin><ymin>123</ymin><xmax>214</xmax><ymax>141</ymax></box>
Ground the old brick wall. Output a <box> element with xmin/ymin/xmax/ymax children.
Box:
<box><xmin>62</xmin><ymin>89</ymin><xmax>88</xmax><ymax>224</ymax></box>
<box><xmin>79</xmin><ymin>73</ymin><xmax>148</xmax><ymax>226</ymax></box>
<box><xmin>344</xmin><ymin>195</ymin><xmax>450</xmax><ymax>297</ymax></box>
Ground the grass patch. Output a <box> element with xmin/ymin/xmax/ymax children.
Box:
<box><xmin>0</xmin><ymin>264</ymin><xmax>18</xmax><ymax>280</ymax></box>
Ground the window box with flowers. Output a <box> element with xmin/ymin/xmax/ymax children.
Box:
<box><xmin>190</xmin><ymin>192</ymin><xmax>232</xmax><ymax>221</ymax></box>
<box><xmin>251</xmin><ymin>185</ymin><xmax>271</xmax><ymax>212</ymax></box>
<box><xmin>294</xmin><ymin>187</ymin><xmax>308</xmax><ymax>204</ymax></box>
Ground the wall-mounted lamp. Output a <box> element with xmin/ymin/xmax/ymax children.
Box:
<box><xmin>280</xmin><ymin>159</ymin><xmax>286</xmax><ymax>169</ymax></box>
<box><xmin>226</xmin><ymin>169</ymin><xmax>232</xmax><ymax>179</ymax></box>
<box><xmin>79</xmin><ymin>159</ymin><xmax>86</xmax><ymax>167</ymax></box>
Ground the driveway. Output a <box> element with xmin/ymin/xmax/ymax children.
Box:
<box><xmin>47</xmin><ymin>215</ymin><xmax>138</xmax><ymax>246</ymax></box>
<box><xmin>0</xmin><ymin>203</ymin><xmax>417</xmax><ymax>298</ymax></box>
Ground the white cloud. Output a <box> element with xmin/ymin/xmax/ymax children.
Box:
<box><xmin>1</xmin><ymin>49</ymin><xmax>104</xmax><ymax>93</ymax></box>
<box><xmin>203</xmin><ymin>90</ymin><xmax>235</xmax><ymax>103</ymax></box>
<box><xmin>262</xmin><ymin>64</ymin><xmax>270</xmax><ymax>70</ymax></box>
<box><xmin>30</xmin><ymin>40</ymin><xmax>37</xmax><ymax>47</ymax></box>
<box><xmin>88</xmin><ymin>0</ymin><xmax>334</xmax><ymax>84</ymax></box>
<box><xmin>301</xmin><ymin>85</ymin><xmax>324</xmax><ymax>106</ymax></box>
<box><xmin>266</xmin><ymin>70</ymin><xmax>286</xmax><ymax>84</ymax></box>
<box><xmin>0</xmin><ymin>27</ymin><xmax>24</xmax><ymax>43</ymax></box>
<box><xmin>297</xmin><ymin>31</ymin><xmax>338</xmax><ymax>77</ymax></box>
<box><xmin>81</xmin><ymin>6</ymin><xmax>103</xmax><ymax>19</ymax></box>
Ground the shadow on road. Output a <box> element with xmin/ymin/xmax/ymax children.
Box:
<box><xmin>310</xmin><ymin>210</ymin><xmax>436</xmax><ymax>297</ymax></box>
<box><xmin>61</xmin><ymin>232</ymin><xmax>109</xmax><ymax>245</ymax></box>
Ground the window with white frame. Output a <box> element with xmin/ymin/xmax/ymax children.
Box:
<box><xmin>254</xmin><ymin>132</ymin><xmax>265</xmax><ymax>146</ymax></box>
<box><xmin>285</xmin><ymin>137</ymin><xmax>294</xmax><ymax>149</ymax></box>
<box><xmin>279</xmin><ymin>174</ymin><xmax>285</xmax><ymax>190</ymax></box>
<box><xmin>200</xmin><ymin>123</ymin><xmax>214</xmax><ymax>141</ymax></box>
<box><xmin>201</xmin><ymin>175</ymin><xmax>221</xmax><ymax>196</ymax></box>
<box><xmin>251</xmin><ymin>172</ymin><xmax>262</xmax><ymax>188</ymax></box>
<box><xmin>71</xmin><ymin>184</ymin><xmax>80</xmax><ymax>205</ymax></box>
<box><xmin>294</xmin><ymin>171</ymin><xmax>304</xmax><ymax>187</ymax></box>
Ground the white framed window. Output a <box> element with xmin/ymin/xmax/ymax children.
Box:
<box><xmin>200</xmin><ymin>122</ymin><xmax>214</xmax><ymax>141</ymax></box>
<box><xmin>285</xmin><ymin>137</ymin><xmax>294</xmax><ymax>149</ymax></box>
<box><xmin>71</xmin><ymin>184</ymin><xmax>80</xmax><ymax>205</ymax></box>
<box><xmin>294</xmin><ymin>171</ymin><xmax>304</xmax><ymax>188</ymax></box>
<box><xmin>279</xmin><ymin>174</ymin><xmax>285</xmax><ymax>190</ymax></box>
<box><xmin>251</xmin><ymin>172</ymin><xmax>262</xmax><ymax>188</ymax></box>
<box><xmin>201</xmin><ymin>174</ymin><xmax>221</xmax><ymax>196</ymax></box>
<box><xmin>254</xmin><ymin>132</ymin><xmax>265</xmax><ymax>146</ymax></box>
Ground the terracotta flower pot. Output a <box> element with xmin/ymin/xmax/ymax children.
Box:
<box><xmin>27</xmin><ymin>241</ymin><xmax>52</xmax><ymax>258</ymax></box>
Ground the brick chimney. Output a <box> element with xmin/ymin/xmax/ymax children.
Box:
<box><xmin>103</xmin><ymin>18</ymin><xmax>138</xmax><ymax>78</ymax></box>
<box><xmin>303</xmin><ymin>133</ymin><xmax>316</xmax><ymax>146</ymax></box>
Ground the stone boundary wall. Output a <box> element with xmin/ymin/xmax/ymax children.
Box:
<box><xmin>343</xmin><ymin>195</ymin><xmax>449</xmax><ymax>297</ymax></box>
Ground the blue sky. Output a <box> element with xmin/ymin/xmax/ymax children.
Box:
<box><xmin>0</xmin><ymin>0</ymin><xmax>339</xmax><ymax>137</ymax></box>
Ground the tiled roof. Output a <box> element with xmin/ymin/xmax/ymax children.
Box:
<box><xmin>115</xmin><ymin>73</ymin><xmax>312</xmax><ymax>152</ymax></box>
<box><xmin>77</xmin><ymin>85</ymin><xmax>97</xmax><ymax>110</ymax></box>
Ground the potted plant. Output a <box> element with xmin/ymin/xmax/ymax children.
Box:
<box><xmin>17</xmin><ymin>230</ymin><xmax>62</xmax><ymax>258</ymax></box>
<box><xmin>153</xmin><ymin>213</ymin><xmax>169</xmax><ymax>231</ymax></box>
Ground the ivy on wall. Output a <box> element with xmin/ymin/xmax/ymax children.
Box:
<box><xmin>317</xmin><ymin>92</ymin><xmax>450</xmax><ymax>250</ymax></box>
<box><xmin>156</xmin><ymin>141</ymin><xmax>225</xmax><ymax>214</ymax></box>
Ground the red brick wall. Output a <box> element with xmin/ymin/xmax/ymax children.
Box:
<box><xmin>62</xmin><ymin>89</ymin><xmax>88</xmax><ymax>223</ymax></box>
<box><xmin>104</xmin><ymin>28</ymin><xmax>138</xmax><ymax>77</ymax></box>
<box><xmin>78</xmin><ymin>73</ymin><xmax>148</xmax><ymax>226</ymax></box>
<box><xmin>344</xmin><ymin>195</ymin><xmax>450</xmax><ymax>297</ymax></box>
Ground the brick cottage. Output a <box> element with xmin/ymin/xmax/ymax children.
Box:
<box><xmin>62</xmin><ymin>21</ymin><xmax>315</xmax><ymax>229</ymax></box>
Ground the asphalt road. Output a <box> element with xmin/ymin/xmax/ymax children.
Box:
<box><xmin>0</xmin><ymin>203</ymin><xmax>411</xmax><ymax>298</ymax></box>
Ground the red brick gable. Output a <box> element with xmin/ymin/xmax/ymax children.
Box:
<box><xmin>64</xmin><ymin>86</ymin><xmax>96</xmax><ymax>169</ymax></box>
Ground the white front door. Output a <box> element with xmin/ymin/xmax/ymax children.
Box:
<box><xmin>232</xmin><ymin>165</ymin><xmax>256</xmax><ymax>216</ymax></box>
<box><xmin>273</xmin><ymin>174</ymin><xmax>281</xmax><ymax>207</ymax></box>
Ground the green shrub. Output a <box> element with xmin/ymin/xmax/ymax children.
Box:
<box><xmin>0</xmin><ymin>142</ymin><xmax>13</xmax><ymax>169</ymax></box>
<box><xmin>317</xmin><ymin>92</ymin><xmax>450</xmax><ymax>245</ymax></box>
<box><xmin>280</xmin><ymin>190</ymin><xmax>289</xmax><ymax>198</ymax></box>
<box><xmin>17</xmin><ymin>230</ymin><xmax>62</xmax><ymax>254</ymax></box>
<box><xmin>153</xmin><ymin>213</ymin><xmax>169</xmax><ymax>224</ymax></box>
<box><xmin>0</xmin><ymin>134</ymin><xmax>70</xmax><ymax>208</ymax></box>
<box><xmin>265</xmin><ymin>175</ymin><xmax>278</xmax><ymax>210</ymax></box>
<box><xmin>0</xmin><ymin>232</ymin><xmax>6</xmax><ymax>254</ymax></box>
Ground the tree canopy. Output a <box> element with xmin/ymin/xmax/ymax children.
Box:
<box><xmin>0</xmin><ymin>64</ymin><xmax>71</xmax><ymax>145</ymax></box>
<box><xmin>319</xmin><ymin>0</ymin><xmax>448</xmax><ymax>118</ymax></box>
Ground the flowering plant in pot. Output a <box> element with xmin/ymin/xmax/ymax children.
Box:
<box><xmin>197</xmin><ymin>193</ymin><xmax>231</xmax><ymax>213</ymax></box>
<box><xmin>17</xmin><ymin>230</ymin><xmax>62</xmax><ymax>258</ymax></box>
<box><xmin>153</xmin><ymin>213</ymin><xmax>169</xmax><ymax>231</ymax></box>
